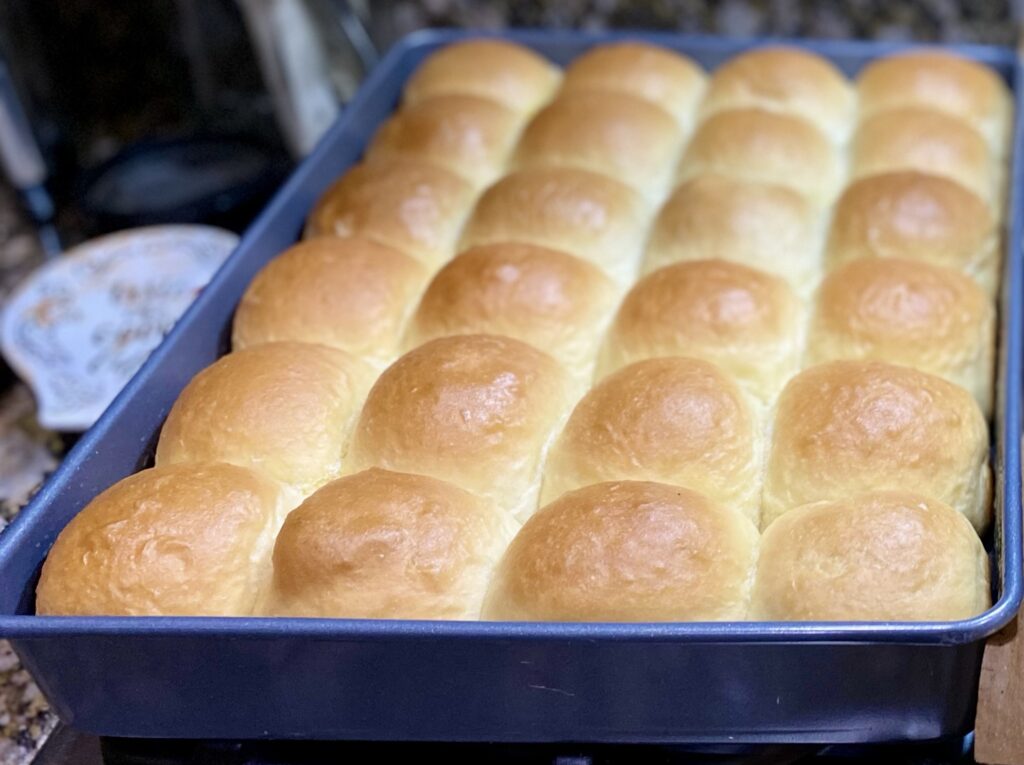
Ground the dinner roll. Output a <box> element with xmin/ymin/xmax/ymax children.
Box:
<box><xmin>599</xmin><ymin>260</ymin><xmax>802</xmax><ymax>402</ymax></box>
<box><xmin>351</xmin><ymin>335</ymin><xmax>574</xmax><ymax>522</ymax></box>
<box><xmin>677</xmin><ymin>108</ymin><xmax>842</xmax><ymax>205</ymax></box>
<box><xmin>826</xmin><ymin>171</ymin><xmax>999</xmax><ymax>295</ymax></box>
<box><xmin>156</xmin><ymin>343</ymin><xmax>374</xmax><ymax>497</ymax></box>
<box><xmin>560</xmin><ymin>42</ymin><xmax>705</xmax><ymax>125</ymax></box>
<box><xmin>460</xmin><ymin>167</ymin><xmax>650</xmax><ymax>286</ymax></box>
<box><xmin>406</xmin><ymin>243</ymin><xmax>617</xmax><ymax>381</ymax></box>
<box><xmin>265</xmin><ymin>469</ymin><xmax>516</xmax><ymax>620</ymax></box>
<box><xmin>366</xmin><ymin>95</ymin><xmax>524</xmax><ymax>187</ymax></box>
<box><xmin>306</xmin><ymin>159</ymin><xmax>475</xmax><ymax>268</ymax></box>
<box><xmin>807</xmin><ymin>258</ymin><xmax>995</xmax><ymax>415</ymax></box>
<box><xmin>232</xmin><ymin>237</ymin><xmax>428</xmax><ymax>366</ymax></box>
<box><xmin>542</xmin><ymin>357</ymin><xmax>762</xmax><ymax>523</ymax></box>
<box><xmin>512</xmin><ymin>92</ymin><xmax>684</xmax><ymax>197</ymax></box>
<box><xmin>850</xmin><ymin>108</ymin><xmax>996</xmax><ymax>206</ymax></box>
<box><xmin>751</xmin><ymin>491</ymin><xmax>990</xmax><ymax>622</ymax></box>
<box><xmin>643</xmin><ymin>174</ymin><xmax>822</xmax><ymax>293</ymax></box>
<box><xmin>701</xmin><ymin>46</ymin><xmax>854</xmax><ymax>142</ymax></box>
<box><xmin>36</xmin><ymin>463</ymin><xmax>285</xmax><ymax>616</ymax></box>
<box><xmin>403</xmin><ymin>39</ymin><xmax>560</xmax><ymax>114</ymax></box>
<box><xmin>762</xmin><ymin>360</ymin><xmax>990</xmax><ymax>532</ymax></box>
<box><xmin>858</xmin><ymin>50</ymin><xmax>1011</xmax><ymax>153</ymax></box>
<box><xmin>483</xmin><ymin>480</ymin><xmax>759</xmax><ymax>622</ymax></box>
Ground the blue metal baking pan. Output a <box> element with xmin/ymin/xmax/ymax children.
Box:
<box><xmin>0</xmin><ymin>29</ymin><xmax>1020</xmax><ymax>745</ymax></box>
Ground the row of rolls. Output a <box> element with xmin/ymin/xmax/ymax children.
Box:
<box><xmin>37</xmin><ymin>39</ymin><xmax>1008</xmax><ymax>623</ymax></box>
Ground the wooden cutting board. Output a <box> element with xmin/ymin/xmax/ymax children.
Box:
<box><xmin>976</xmin><ymin>616</ymin><xmax>1022</xmax><ymax>764</ymax></box>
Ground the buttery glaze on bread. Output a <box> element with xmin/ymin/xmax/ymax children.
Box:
<box><xmin>305</xmin><ymin>158</ymin><xmax>475</xmax><ymax>267</ymax></box>
<box><xmin>677</xmin><ymin>108</ymin><xmax>842</xmax><ymax>205</ymax></box>
<box><xmin>807</xmin><ymin>258</ymin><xmax>995</xmax><ymax>415</ymax></box>
<box><xmin>857</xmin><ymin>50</ymin><xmax>1012</xmax><ymax>153</ymax></box>
<box><xmin>403</xmin><ymin>39</ymin><xmax>560</xmax><ymax>114</ymax></box>
<box><xmin>762</xmin><ymin>360</ymin><xmax>991</xmax><ymax>532</ymax></box>
<box><xmin>459</xmin><ymin>166</ymin><xmax>650</xmax><ymax>285</ymax></box>
<box><xmin>483</xmin><ymin>480</ymin><xmax>759</xmax><ymax>622</ymax></box>
<box><xmin>560</xmin><ymin>42</ymin><xmax>706</xmax><ymax>125</ymax></box>
<box><xmin>36</xmin><ymin>463</ymin><xmax>285</xmax><ymax>616</ymax></box>
<box><xmin>826</xmin><ymin>171</ymin><xmax>999</xmax><ymax>295</ymax></box>
<box><xmin>265</xmin><ymin>468</ymin><xmax>516</xmax><ymax>620</ymax></box>
<box><xmin>599</xmin><ymin>259</ymin><xmax>802</xmax><ymax>401</ymax></box>
<box><xmin>232</xmin><ymin>237</ymin><xmax>428</xmax><ymax>366</ymax></box>
<box><xmin>642</xmin><ymin>174</ymin><xmax>822</xmax><ymax>293</ymax></box>
<box><xmin>752</xmin><ymin>491</ymin><xmax>990</xmax><ymax>621</ymax></box>
<box><xmin>351</xmin><ymin>334</ymin><xmax>574</xmax><ymax>522</ymax></box>
<box><xmin>700</xmin><ymin>46</ymin><xmax>854</xmax><ymax>142</ymax></box>
<box><xmin>407</xmin><ymin>242</ymin><xmax>617</xmax><ymax>379</ymax></box>
<box><xmin>366</xmin><ymin>95</ymin><xmax>524</xmax><ymax>186</ymax></box>
<box><xmin>542</xmin><ymin>357</ymin><xmax>762</xmax><ymax>524</ymax></box>
<box><xmin>512</xmin><ymin>92</ymin><xmax>684</xmax><ymax>196</ymax></box>
<box><xmin>156</xmin><ymin>342</ymin><xmax>374</xmax><ymax>497</ymax></box>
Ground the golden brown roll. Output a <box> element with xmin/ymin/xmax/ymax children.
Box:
<box><xmin>542</xmin><ymin>357</ymin><xmax>762</xmax><ymax>523</ymax></box>
<box><xmin>403</xmin><ymin>39</ymin><xmax>560</xmax><ymax>114</ymax></box>
<box><xmin>459</xmin><ymin>167</ymin><xmax>650</xmax><ymax>285</ymax></box>
<box><xmin>232</xmin><ymin>237</ymin><xmax>428</xmax><ymax>366</ymax></box>
<box><xmin>677</xmin><ymin>108</ymin><xmax>842</xmax><ymax>205</ymax></box>
<box><xmin>751</xmin><ymin>491</ymin><xmax>990</xmax><ymax>622</ymax></box>
<box><xmin>306</xmin><ymin>159</ymin><xmax>476</xmax><ymax>268</ymax></box>
<box><xmin>156</xmin><ymin>343</ymin><xmax>374</xmax><ymax>497</ymax></box>
<box><xmin>406</xmin><ymin>242</ymin><xmax>617</xmax><ymax>381</ymax></box>
<box><xmin>511</xmin><ymin>92</ymin><xmax>684</xmax><ymax>196</ymax></box>
<box><xmin>36</xmin><ymin>463</ymin><xmax>285</xmax><ymax>616</ymax></box>
<box><xmin>365</xmin><ymin>95</ymin><xmax>524</xmax><ymax>187</ymax></box>
<box><xmin>826</xmin><ymin>171</ymin><xmax>999</xmax><ymax>295</ymax></box>
<box><xmin>858</xmin><ymin>50</ymin><xmax>1012</xmax><ymax>153</ymax></box>
<box><xmin>700</xmin><ymin>46</ymin><xmax>854</xmax><ymax>141</ymax></box>
<box><xmin>762</xmin><ymin>360</ymin><xmax>990</xmax><ymax>532</ymax></box>
<box><xmin>807</xmin><ymin>258</ymin><xmax>995</xmax><ymax>415</ymax></box>
<box><xmin>483</xmin><ymin>480</ymin><xmax>759</xmax><ymax>622</ymax></box>
<box><xmin>599</xmin><ymin>260</ymin><xmax>803</xmax><ymax>402</ymax></box>
<box><xmin>850</xmin><ymin>108</ymin><xmax>996</xmax><ymax>206</ymax></box>
<box><xmin>351</xmin><ymin>334</ymin><xmax>574</xmax><ymax>522</ymax></box>
<box><xmin>264</xmin><ymin>468</ymin><xmax>516</xmax><ymax>620</ymax></box>
<box><xmin>642</xmin><ymin>174</ymin><xmax>822</xmax><ymax>293</ymax></box>
<box><xmin>560</xmin><ymin>42</ymin><xmax>706</xmax><ymax>125</ymax></box>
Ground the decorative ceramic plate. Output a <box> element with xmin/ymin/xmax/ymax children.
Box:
<box><xmin>1</xmin><ymin>225</ymin><xmax>238</xmax><ymax>432</ymax></box>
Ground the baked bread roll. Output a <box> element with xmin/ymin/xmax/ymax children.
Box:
<box><xmin>483</xmin><ymin>480</ymin><xmax>759</xmax><ymax>622</ymax></box>
<box><xmin>751</xmin><ymin>491</ymin><xmax>990</xmax><ymax>621</ymax></box>
<box><xmin>366</xmin><ymin>95</ymin><xmax>524</xmax><ymax>187</ymax></box>
<box><xmin>306</xmin><ymin>159</ymin><xmax>475</xmax><ymax>268</ymax></box>
<box><xmin>406</xmin><ymin>242</ymin><xmax>617</xmax><ymax>381</ymax></box>
<box><xmin>264</xmin><ymin>468</ymin><xmax>516</xmax><ymax>620</ymax></box>
<box><xmin>642</xmin><ymin>174</ymin><xmax>822</xmax><ymax>293</ymax></box>
<box><xmin>826</xmin><ymin>171</ymin><xmax>999</xmax><ymax>295</ymax></box>
<box><xmin>541</xmin><ymin>357</ymin><xmax>762</xmax><ymax>524</ymax></box>
<box><xmin>403</xmin><ymin>39</ymin><xmax>560</xmax><ymax>114</ymax></box>
<box><xmin>232</xmin><ymin>237</ymin><xmax>428</xmax><ymax>366</ymax></box>
<box><xmin>807</xmin><ymin>258</ymin><xmax>995</xmax><ymax>415</ymax></box>
<box><xmin>857</xmin><ymin>50</ymin><xmax>1011</xmax><ymax>154</ymax></box>
<box><xmin>599</xmin><ymin>260</ymin><xmax>802</xmax><ymax>402</ymax></box>
<box><xmin>156</xmin><ymin>343</ymin><xmax>374</xmax><ymax>497</ymax></box>
<box><xmin>850</xmin><ymin>107</ymin><xmax>996</xmax><ymax>206</ymax></box>
<box><xmin>351</xmin><ymin>334</ymin><xmax>574</xmax><ymax>522</ymax></box>
<box><xmin>560</xmin><ymin>42</ymin><xmax>705</xmax><ymax>126</ymax></box>
<box><xmin>762</xmin><ymin>360</ymin><xmax>990</xmax><ymax>532</ymax></box>
<box><xmin>511</xmin><ymin>92</ymin><xmax>684</xmax><ymax>196</ymax></box>
<box><xmin>459</xmin><ymin>167</ymin><xmax>649</xmax><ymax>286</ymax></box>
<box><xmin>677</xmin><ymin>108</ymin><xmax>842</xmax><ymax>205</ymax></box>
<box><xmin>700</xmin><ymin>46</ymin><xmax>854</xmax><ymax>142</ymax></box>
<box><xmin>36</xmin><ymin>463</ymin><xmax>285</xmax><ymax>616</ymax></box>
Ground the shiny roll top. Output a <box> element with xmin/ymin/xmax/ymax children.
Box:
<box><xmin>39</xmin><ymin>41</ymin><xmax>1008</xmax><ymax>624</ymax></box>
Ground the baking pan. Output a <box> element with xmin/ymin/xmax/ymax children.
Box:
<box><xmin>0</xmin><ymin>30</ymin><xmax>1020</xmax><ymax>744</ymax></box>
